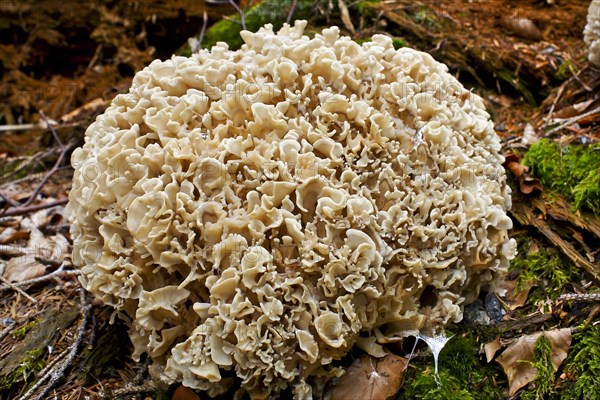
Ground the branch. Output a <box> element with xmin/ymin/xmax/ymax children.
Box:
<box><xmin>0</xmin><ymin>275</ymin><xmax>37</xmax><ymax>303</ymax></box>
<box><xmin>228</xmin><ymin>0</ymin><xmax>247</xmax><ymax>30</ymax></box>
<box><xmin>0</xmin><ymin>320</ymin><xmax>15</xmax><ymax>342</ymax></box>
<box><xmin>196</xmin><ymin>9</ymin><xmax>209</xmax><ymax>51</ymax></box>
<box><xmin>104</xmin><ymin>382</ymin><xmax>156</xmax><ymax>399</ymax></box>
<box><xmin>287</xmin><ymin>0</ymin><xmax>299</xmax><ymax>24</ymax></box>
<box><xmin>0</xmin><ymin>198</ymin><xmax>68</xmax><ymax>218</ymax></box>
<box><xmin>16</xmin><ymin>111</ymin><xmax>70</xmax><ymax>209</ymax></box>
<box><xmin>0</xmin><ymin>268</ymin><xmax>80</xmax><ymax>291</ymax></box>
<box><xmin>544</xmin><ymin>105</ymin><xmax>600</xmax><ymax>137</ymax></box>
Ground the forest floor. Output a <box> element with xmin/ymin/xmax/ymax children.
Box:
<box><xmin>0</xmin><ymin>1</ymin><xmax>599</xmax><ymax>399</ymax></box>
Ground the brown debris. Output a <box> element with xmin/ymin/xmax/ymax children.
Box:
<box><xmin>499</xmin><ymin>16</ymin><xmax>542</xmax><ymax>41</ymax></box>
<box><xmin>496</xmin><ymin>328</ymin><xmax>572</xmax><ymax>396</ymax></box>
<box><xmin>330</xmin><ymin>354</ymin><xmax>409</xmax><ymax>400</ymax></box>
<box><xmin>504</xmin><ymin>152</ymin><xmax>543</xmax><ymax>195</ymax></box>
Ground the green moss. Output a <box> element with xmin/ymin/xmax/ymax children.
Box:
<box><xmin>354</xmin><ymin>38</ymin><xmax>371</xmax><ymax>45</ymax></box>
<box><xmin>554</xmin><ymin>59</ymin><xmax>576</xmax><ymax>81</ymax></box>
<box><xmin>1</xmin><ymin>349</ymin><xmax>45</xmax><ymax>390</ymax></box>
<box><xmin>398</xmin><ymin>334</ymin><xmax>503</xmax><ymax>400</ymax></box>
<box><xmin>560</xmin><ymin>325</ymin><xmax>600</xmax><ymax>400</ymax></box>
<box><xmin>413</xmin><ymin>5</ymin><xmax>438</xmax><ymax>27</ymax></box>
<box><xmin>438</xmin><ymin>334</ymin><xmax>478</xmax><ymax>383</ymax></box>
<box><xmin>521</xmin><ymin>335</ymin><xmax>555</xmax><ymax>399</ymax></box>
<box><xmin>202</xmin><ymin>0</ymin><xmax>316</xmax><ymax>50</ymax></box>
<box><xmin>392</xmin><ymin>37</ymin><xmax>406</xmax><ymax>49</ymax></box>
<box><xmin>11</xmin><ymin>321</ymin><xmax>37</xmax><ymax>339</ymax></box>
<box><xmin>356</xmin><ymin>0</ymin><xmax>380</xmax><ymax>18</ymax></box>
<box><xmin>522</xmin><ymin>138</ymin><xmax>600</xmax><ymax>214</ymax></box>
<box><xmin>0</xmin><ymin>306</ymin><xmax>79</xmax><ymax>394</ymax></box>
<box><xmin>175</xmin><ymin>41</ymin><xmax>193</xmax><ymax>57</ymax></box>
<box><xmin>400</xmin><ymin>369</ymin><xmax>474</xmax><ymax>400</ymax></box>
<box><xmin>510</xmin><ymin>239</ymin><xmax>578</xmax><ymax>303</ymax></box>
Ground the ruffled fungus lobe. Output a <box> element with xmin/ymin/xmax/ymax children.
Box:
<box><xmin>67</xmin><ymin>21</ymin><xmax>516</xmax><ymax>399</ymax></box>
<box><xmin>585</xmin><ymin>0</ymin><xmax>600</xmax><ymax>67</ymax></box>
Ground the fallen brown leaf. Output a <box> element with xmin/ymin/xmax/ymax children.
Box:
<box><xmin>504</xmin><ymin>153</ymin><xmax>543</xmax><ymax>195</ymax></box>
<box><xmin>1</xmin><ymin>216</ymin><xmax>69</xmax><ymax>282</ymax></box>
<box><xmin>330</xmin><ymin>354</ymin><xmax>408</xmax><ymax>400</ymax></box>
<box><xmin>496</xmin><ymin>328</ymin><xmax>572</xmax><ymax>396</ymax></box>
<box><xmin>500</xmin><ymin>277</ymin><xmax>534</xmax><ymax>310</ymax></box>
<box><xmin>553</xmin><ymin>99</ymin><xmax>595</xmax><ymax>119</ymax></box>
<box><xmin>484</xmin><ymin>337</ymin><xmax>502</xmax><ymax>363</ymax></box>
<box><xmin>0</xmin><ymin>227</ymin><xmax>29</xmax><ymax>244</ymax></box>
<box><xmin>3</xmin><ymin>255</ymin><xmax>46</xmax><ymax>282</ymax></box>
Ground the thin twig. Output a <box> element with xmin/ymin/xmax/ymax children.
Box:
<box><xmin>543</xmin><ymin>77</ymin><xmax>570</xmax><ymax>124</ymax></box>
<box><xmin>40</xmin><ymin>111</ymin><xmax>66</xmax><ymax>152</ymax></box>
<box><xmin>18</xmin><ymin>289</ymin><xmax>90</xmax><ymax>400</ymax></box>
<box><xmin>34</xmin><ymin>256</ymin><xmax>63</xmax><ymax>268</ymax></box>
<box><xmin>0</xmin><ymin>149</ymin><xmax>57</xmax><ymax>187</ymax></box>
<box><xmin>34</xmin><ymin>347</ymin><xmax>71</xmax><ymax>380</ymax></box>
<box><xmin>287</xmin><ymin>0</ymin><xmax>299</xmax><ymax>24</ymax></box>
<box><xmin>544</xmin><ymin>106</ymin><xmax>600</xmax><ymax>137</ymax></box>
<box><xmin>0</xmin><ymin>198</ymin><xmax>68</xmax><ymax>218</ymax></box>
<box><xmin>0</xmin><ymin>321</ymin><xmax>15</xmax><ymax>342</ymax></box>
<box><xmin>568</xmin><ymin>63</ymin><xmax>592</xmax><ymax>92</ymax></box>
<box><xmin>0</xmin><ymin>268</ymin><xmax>80</xmax><ymax>291</ymax></box>
<box><xmin>0</xmin><ymin>192</ymin><xmax>20</xmax><ymax>207</ymax></box>
<box><xmin>558</xmin><ymin>293</ymin><xmax>600</xmax><ymax>303</ymax></box>
<box><xmin>196</xmin><ymin>9</ymin><xmax>209</xmax><ymax>51</ymax></box>
<box><xmin>228</xmin><ymin>0</ymin><xmax>247</xmax><ymax>30</ymax></box>
<box><xmin>0</xmin><ymin>123</ymin><xmax>39</xmax><ymax>132</ymax></box>
<box><xmin>0</xmin><ymin>275</ymin><xmax>37</xmax><ymax>303</ymax></box>
<box><xmin>15</xmin><ymin>111</ymin><xmax>70</xmax><ymax>209</ymax></box>
<box><xmin>0</xmin><ymin>244</ymin><xmax>26</xmax><ymax>257</ymax></box>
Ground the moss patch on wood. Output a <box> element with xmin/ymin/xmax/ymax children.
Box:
<box><xmin>560</xmin><ymin>325</ymin><xmax>600</xmax><ymax>400</ymax></box>
<box><xmin>398</xmin><ymin>333</ymin><xmax>503</xmax><ymax>399</ymax></box>
<box><xmin>0</xmin><ymin>306</ymin><xmax>79</xmax><ymax>392</ymax></box>
<box><xmin>522</xmin><ymin>138</ymin><xmax>600</xmax><ymax>215</ymax></box>
<box><xmin>202</xmin><ymin>0</ymin><xmax>316</xmax><ymax>50</ymax></box>
<box><xmin>510</xmin><ymin>239</ymin><xmax>579</xmax><ymax>304</ymax></box>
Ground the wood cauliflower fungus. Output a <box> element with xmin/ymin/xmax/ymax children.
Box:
<box><xmin>67</xmin><ymin>21</ymin><xmax>516</xmax><ymax>399</ymax></box>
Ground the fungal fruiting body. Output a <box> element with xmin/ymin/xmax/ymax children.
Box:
<box><xmin>67</xmin><ymin>21</ymin><xmax>516</xmax><ymax>399</ymax></box>
<box><xmin>585</xmin><ymin>0</ymin><xmax>600</xmax><ymax>67</ymax></box>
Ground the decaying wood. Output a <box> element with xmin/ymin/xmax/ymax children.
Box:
<box><xmin>511</xmin><ymin>196</ymin><xmax>600</xmax><ymax>284</ymax></box>
<box><xmin>540</xmin><ymin>196</ymin><xmax>600</xmax><ymax>239</ymax></box>
<box><xmin>103</xmin><ymin>382</ymin><xmax>156</xmax><ymax>399</ymax></box>
<box><xmin>17</xmin><ymin>290</ymin><xmax>91</xmax><ymax>400</ymax></box>
<box><xmin>380</xmin><ymin>2</ymin><xmax>537</xmax><ymax>103</ymax></box>
<box><xmin>497</xmin><ymin>312</ymin><xmax>554</xmax><ymax>333</ymax></box>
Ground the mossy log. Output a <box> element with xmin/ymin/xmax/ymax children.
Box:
<box><xmin>0</xmin><ymin>306</ymin><xmax>79</xmax><ymax>392</ymax></box>
<box><xmin>510</xmin><ymin>194</ymin><xmax>600</xmax><ymax>284</ymax></box>
<box><xmin>380</xmin><ymin>3</ymin><xmax>557</xmax><ymax>105</ymax></box>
